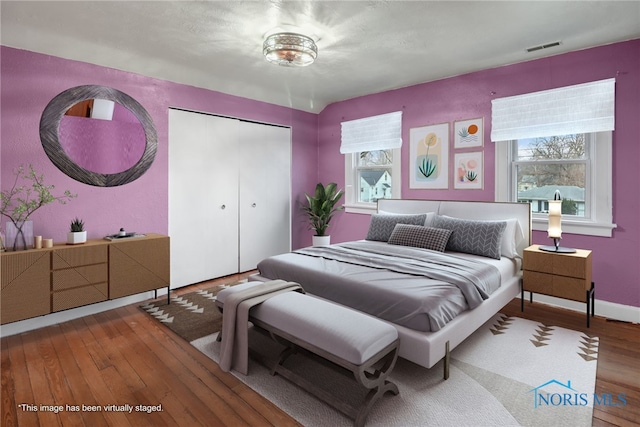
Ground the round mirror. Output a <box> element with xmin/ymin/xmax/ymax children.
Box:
<box><xmin>40</xmin><ymin>85</ymin><xmax>157</xmax><ymax>187</ymax></box>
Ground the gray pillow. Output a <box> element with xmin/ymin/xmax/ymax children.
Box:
<box><xmin>388</xmin><ymin>224</ymin><xmax>452</xmax><ymax>252</ymax></box>
<box><xmin>432</xmin><ymin>215</ymin><xmax>507</xmax><ymax>259</ymax></box>
<box><xmin>366</xmin><ymin>213</ymin><xmax>428</xmax><ymax>242</ymax></box>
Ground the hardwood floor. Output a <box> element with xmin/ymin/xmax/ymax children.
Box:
<box><xmin>501</xmin><ymin>299</ymin><xmax>640</xmax><ymax>427</ymax></box>
<box><xmin>2</xmin><ymin>272</ymin><xmax>639</xmax><ymax>426</ymax></box>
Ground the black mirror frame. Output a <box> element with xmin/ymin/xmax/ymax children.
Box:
<box><xmin>40</xmin><ymin>85</ymin><xmax>157</xmax><ymax>187</ymax></box>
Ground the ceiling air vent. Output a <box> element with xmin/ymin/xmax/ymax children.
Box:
<box><xmin>526</xmin><ymin>41</ymin><xmax>562</xmax><ymax>53</ymax></box>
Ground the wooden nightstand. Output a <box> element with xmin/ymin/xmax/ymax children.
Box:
<box><xmin>522</xmin><ymin>244</ymin><xmax>594</xmax><ymax>327</ymax></box>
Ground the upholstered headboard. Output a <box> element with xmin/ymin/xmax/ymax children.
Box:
<box><xmin>376</xmin><ymin>199</ymin><xmax>532</xmax><ymax>257</ymax></box>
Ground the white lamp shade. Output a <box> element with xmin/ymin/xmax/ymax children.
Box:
<box><xmin>547</xmin><ymin>199</ymin><xmax>562</xmax><ymax>238</ymax></box>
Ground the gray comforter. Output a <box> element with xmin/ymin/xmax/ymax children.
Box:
<box><xmin>257</xmin><ymin>241</ymin><xmax>501</xmax><ymax>332</ymax></box>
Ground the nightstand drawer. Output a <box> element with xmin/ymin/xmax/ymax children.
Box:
<box><xmin>523</xmin><ymin>247</ymin><xmax>591</xmax><ymax>279</ymax></box>
<box><xmin>523</xmin><ymin>270</ymin><xmax>553</xmax><ymax>294</ymax></box>
<box><xmin>524</xmin><ymin>270</ymin><xmax>590</xmax><ymax>302</ymax></box>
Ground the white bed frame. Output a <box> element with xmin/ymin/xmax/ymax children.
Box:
<box><xmin>254</xmin><ymin>199</ymin><xmax>531</xmax><ymax>377</ymax></box>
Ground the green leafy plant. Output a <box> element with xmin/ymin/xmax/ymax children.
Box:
<box><xmin>419</xmin><ymin>157</ymin><xmax>436</xmax><ymax>178</ymax></box>
<box><xmin>465</xmin><ymin>170</ymin><xmax>478</xmax><ymax>182</ymax></box>
<box><xmin>302</xmin><ymin>182</ymin><xmax>344</xmax><ymax>236</ymax></box>
<box><xmin>419</xmin><ymin>133</ymin><xmax>438</xmax><ymax>178</ymax></box>
<box><xmin>1</xmin><ymin>164</ymin><xmax>76</xmax><ymax>250</ymax></box>
<box><xmin>70</xmin><ymin>217</ymin><xmax>85</xmax><ymax>232</ymax></box>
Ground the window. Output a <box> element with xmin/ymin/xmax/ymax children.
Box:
<box><xmin>341</xmin><ymin>111</ymin><xmax>402</xmax><ymax>213</ymax></box>
<box><xmin>345</xmin><ymin>148</ymin><xmax>401</xmax><ymax>213</ymax></box>
<box><xmin>492</xmin><ymin>79</ymin><xmax>615</xmax><ymax>237</ymax></box>
<box><xmin>496</xmin><ymin>131</ymin><xmax>614</xmax><ymax>237</ymax></box>
<box><xmin>515</xmin><ymin>134</ymin><xmax>588</xmax><ymax>217</ymax></box>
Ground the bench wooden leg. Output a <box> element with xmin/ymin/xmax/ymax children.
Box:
<box><xmin>266</xmin><ymin>333</ymin><xmax>400</xmax><ymax>427</ymax></box>
<box><xmin>356</xmin><ymin>380</ymin><xmax>399</xmax><ymax>427</ymax></box>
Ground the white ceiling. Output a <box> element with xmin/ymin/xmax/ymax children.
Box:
<box><xmin>2</xmin><ymin>1</ymin><xmax>639</xmax><ymax>113</ymax></box>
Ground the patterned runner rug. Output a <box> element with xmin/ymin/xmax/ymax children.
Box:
<box><xmin>140</xmin><ymin>284</ymin><xmax>599</xmax><ymax>427</ymax></box>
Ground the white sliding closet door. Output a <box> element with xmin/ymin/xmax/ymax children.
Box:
<box><xmin>238</xmin><ymin>122</ymin><xmax>291</xmax><ymax>271</ymax></box>
<box><xmin>169</xmin><ymin>109</ymin><xmax>240</xmax><ymax>287</ymax></box>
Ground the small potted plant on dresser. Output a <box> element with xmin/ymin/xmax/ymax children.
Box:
<box><xmin>303</xmin><ymin>182</ymin><xmax>344</xmax><ymax>246</ymax></box>
<box><xmin>67</xmin><ymin>217</ymin><xmax>87</xmax><ymax>245</ymax></box>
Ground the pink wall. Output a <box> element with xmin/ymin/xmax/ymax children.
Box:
<box><xmin>2</xmin><ymin>41</ymin><xmax>638</xmax><ymax>308</ymax></box>
<box><xmin>0</xmin><ymin>46</ymin><xmax>318</xmax><ymax>251</ymax></box>
<box><xmin>318</xmin><ymin>39</ymin><xmax>640</xmax><ymax>308</ymax></box>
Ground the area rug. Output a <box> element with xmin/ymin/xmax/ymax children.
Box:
<box><xmin>141</xmin><ymin>284</ymin><xmax>599</xmax><ymax>427</ymax></box>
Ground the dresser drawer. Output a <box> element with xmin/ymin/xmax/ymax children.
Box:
<box><xmin>52</xmin><ymin>245</ymin><xmax>107</xmax><ymax>269</ymax></box>
<box><xmin>52</xmin><ymin>264</ymin><xmax>108</xmax><ymax>291</ymax></box>
<box><xmin>53</xmin><ymin>283</ymin><xmax>108</xmax><ymax>312</ymax></box>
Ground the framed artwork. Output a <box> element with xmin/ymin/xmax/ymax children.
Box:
<box><xmin>454</xmin><ymin>151</ymin><xmax>483</xmax><ymax>189</ymax></box>
<box><xmin>410</xmin><ymin>123</ymin><xmax>449</xmax><ymax>189</ymax></box>
<box><xmin>454</xmin><ymin>117</ymin><xmax>483</xmax><ymax>149</ymax></box>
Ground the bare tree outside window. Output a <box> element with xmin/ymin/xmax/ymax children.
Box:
<box><xmin>359</xmin><ymin>150</ymin><xmax>392</xmax><ymax>165</ymax></box>
<box><xmin>515</xmin><ymin>134</ymin><xmax>587</xmax><ymax>216</ymax></box>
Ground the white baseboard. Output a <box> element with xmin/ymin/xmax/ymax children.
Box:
<box><xmin>0</xmin><ymin>288</ymin><xmax>170</xmax><ymax>338</ymax></box>
<box><xmin>520</xmin><ymin>292</ymin><xmax>640</xmax><ymax>324</ymax></box>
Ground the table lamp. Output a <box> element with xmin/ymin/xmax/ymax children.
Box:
<box><xmin>539</xmin><ymin>190</ymin><xmax>576</xmax><ymax>253</ymax></box>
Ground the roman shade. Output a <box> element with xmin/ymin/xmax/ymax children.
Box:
<box><xmin>490</xmin><ymin>78</ymin><xmax>615</xmax><ymax>141</ymax></box>
<box><xmin>340</xmin><ymin>111</ymin><xmax>403</xmax><ymax>154</ymax></box>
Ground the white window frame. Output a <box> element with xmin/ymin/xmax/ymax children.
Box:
<box><xmin>344</xmin><ymin>148</ymin><xmax>401</xmax><ymax>214</ymax></box>
<box><xmin>495</xmin><ymin>131</ymin><xmax>615</xmax><ymax>237</ymax></box>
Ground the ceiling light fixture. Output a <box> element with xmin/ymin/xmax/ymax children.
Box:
<box><xmin>263</xmin><ymin>32</ymin><xmax>317</xmax><ymax>67</ymax></box>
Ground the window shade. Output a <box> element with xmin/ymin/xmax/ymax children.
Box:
<box><xmin>340</xmin><ymin>111</ymin><xmax>402</xmax><ymax>154</ymax></box>
<box><xmin>491</xmin><ymin>78</ymin><xmax>615</xmax><ymax>142</ymax></box>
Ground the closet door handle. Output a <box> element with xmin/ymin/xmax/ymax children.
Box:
<box><xmin>252</xmin><ymin>203</ymin><xmax>257</xmax><ymax>208</ymax></box>
<box><xmin>221</xmin><ymin>204</ymin><xmax>226</xmax><ymax>210</ymax></box>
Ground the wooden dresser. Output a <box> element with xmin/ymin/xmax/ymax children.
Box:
<box><xmin>1</xmin><ymin>233</ymin><xmax>169</xmax><ymax>324</ymax></box>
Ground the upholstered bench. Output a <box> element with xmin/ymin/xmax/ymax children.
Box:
<box><xmin>216</xmin><ymin>282</ymin><xmax>400</xmax><ymax>427</ymax></box>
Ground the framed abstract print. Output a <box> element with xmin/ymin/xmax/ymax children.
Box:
<box><xmin>410</xmin><ymin>123</ymin><xmax>449</xmax><ymax>189</ymax></box>
<box><xmin>454</xmin><ymin>117</ymin><xmax>483</xmax><ymax>149</ymax></box>
<box><xmin>454</xmin><ymin>151</ymin><xmax>483</xmax><ymax>189</ymax></box>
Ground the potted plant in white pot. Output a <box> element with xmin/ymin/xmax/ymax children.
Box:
<box><xmin>67</xmin><ymin>217</ymin><xmax>87</xmax><ymax>244</ymax></box>
<box><xmin>303</xmin><ymin>182</ymin><xmax>344</xmax><ymax>246</ymax></box>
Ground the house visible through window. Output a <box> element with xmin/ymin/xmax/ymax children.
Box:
<box><xmin>495</xmin><ymin>131</ymin><xmax>613</xmax><ymax>237</ymax></box>
<box><xmin>341</xmin><ymin>111</ymin><xmax>402</xmax><ymax>213</ymax></box>
<box><xmin>344</xmin><ymin>148</ymin><xmax>400</xmax><ymax>212</ymax></box>
<box><xmin>357</xmin><ymin>150</ymin><xmax>393</xmax><ymax>203</ymax></box>
<box><xmin>514</xmin><ymin>133</ymin><xmax>588</xmax><ymax>217</ymax></box>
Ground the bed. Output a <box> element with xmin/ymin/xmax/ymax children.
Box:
<box><xmin>253</xmin><ymin>199</ymin><xmax>531</xmax><ymax>375</ymax></box>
